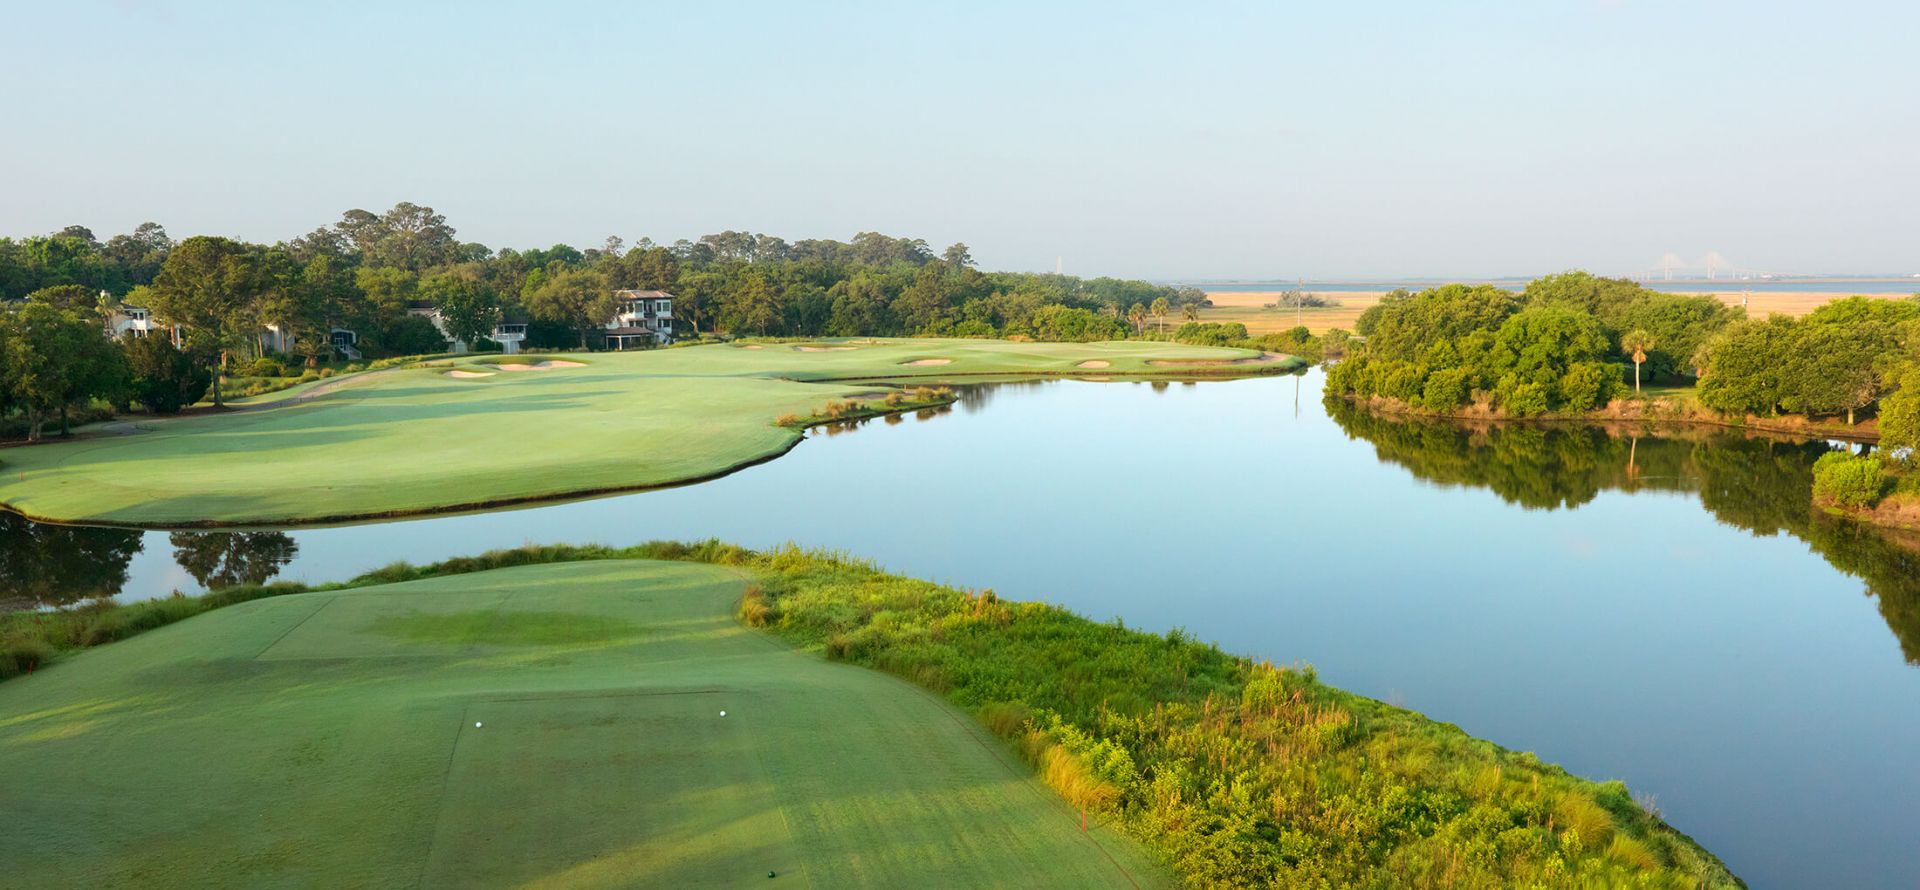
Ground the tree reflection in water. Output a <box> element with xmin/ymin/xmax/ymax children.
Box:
<box><xmin>1327</xmin><ymin>401</ymin><xmax>1920</xmax><ymax>664</ymax></box>
<box><xmin>168</xmin><ymin>532</ymin><xmax>299</xmax><ymax>590</ymax></box>
<box><xmin>0</xmin><ymin>512</ymin><xmax>143</xmax><ymax>608</ymax></box>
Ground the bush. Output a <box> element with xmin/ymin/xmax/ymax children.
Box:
<box><xmin>243</xmin><ymin>357</ymin><xmax>288</xmax><ymax>378</ymax></box>
<box><xmin>1812</xmin><ymin>452</ymin><xmax>1887</xmax><ymax>509</ymax></box>
<box><xmin>1421</xmin><ymin>367</ymin><xmax>1472</xmax><ymax>410</ymax></box>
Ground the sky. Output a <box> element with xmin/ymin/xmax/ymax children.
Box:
<box><xmin>4</xmin><ymin>1</ymin><xmax>1916</xmax><ymax>280</ymax></box>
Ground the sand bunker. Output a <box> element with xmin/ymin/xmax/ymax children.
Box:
<box><xmin>1147</xmin><ymin>352</ymin><xmax>1291</xmax><ymax>367</ymax></box>
<box><xmin>493</xmin><ymin>360</ymin><xmax>583</xmax><ymax>372</ymax></box>
<box><xmin>794</xmin><ymin>345</ymin><xmax>857</xmax><ymax>352</ymax></box>
<box><xmin>739</xmin><ymin>344</ymin><xmax>764</xmax><ymax>349</ymax></box>
<box><xmin>445</xmin><ymin>370</ymin><xmax>495</xmax><ymax>379</ymax></box>
<box><xmin>902</xmin><ymin>358</ymin><xmax>952</xmax><ymax>366</ymax></box>
<box><xmin>1076</xmin><ymin>360</ymin><xmax>1111</xmax><ymax>369</ymax></box>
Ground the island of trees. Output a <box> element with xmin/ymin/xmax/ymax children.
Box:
<box><xmin>1318</xmin><ymin>272</ymin><xmax>1920</xmax><ymax>530</ymax></box>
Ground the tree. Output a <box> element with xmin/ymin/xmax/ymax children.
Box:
<box><xmin>423</xmin><ymin>270</ymin><xmax>500</xmax><ymax>348</ymax></box>
<box><xmin>526</xmin><ymin>268</ymin><xmax>614</xmax><ymax>348</ymax></box>
<box><xmin>942</xmin><ymin>243</ymin><xmax>974</xmax><ymax>268</ymax></box>
<box><xmin>1</xmin><ymin>303</ymin><xmax>131</xmax><ymax>439</ymax></box>
<box><xmin>1181</xmin><ymin>303</ymin><xmax>1199</xmax><ymax>324</ymax></box>
<box><xmin>1878</xmin><ymin>364</ymin><xmax>1920</xmax><ymax>459</ymax></box>
<box><xmin>1620</xmin><ymin>329</ymin><xmax>1653</xmax><ymax>393</ymax></box>
<box><xmin>147</xmin><ymin>236</ymin><xmax>267</xmax><ymax>406</ymax></box>
<box><xmin>1127</xmin><ymin>302</ymin><xmax>1146</xmax><ymax>332</ymax></box>
<box><xmin>124</xmin><ymin>333</ymin><xmax>211</xmax><ymax>414</ymax></box>
<box><xmin>1150</xmin><ymin>297</ymin><xmax>1170</xmax><ymax>333</ymax></box>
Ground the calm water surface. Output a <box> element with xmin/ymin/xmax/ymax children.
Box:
<box><xmin>9</xmin><ymin>372</ymin><xmax>1919</xmax><ymax>888</ymax></box>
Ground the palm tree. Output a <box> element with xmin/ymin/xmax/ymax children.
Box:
<box><xmin>1181</xmin><ymin>303</ymin><xmax>1199</xmax><ymax>325</ymax></box>
<box><xmin>1150</xmin><ymin>297</ymin><xmax>1169</xmax><ymax>333</ymax></box>
<box><xmin>1621</xmin><ymin>329</ymin><xmax>1654</xmax><ymax>394</ymax></box>
<box><xmin>1127</xmin><ymin>303</ymin><xmax>1146</xmax><ymax>332</ymax></box>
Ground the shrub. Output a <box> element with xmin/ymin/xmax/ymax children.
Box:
<box><xmin>1812</xmin><ymin>452</ymin><xmax>1887</xmax><ymax>509</ymax></box>
<box><xmin>1421</xmin><ymin>367</ymin><xmax>1472</xmax><ymax>411</ymax></box>
<box><xmin>244</xmin><ymin>357</ymin><xmax>288</xmax><ymax>378</ymax></box>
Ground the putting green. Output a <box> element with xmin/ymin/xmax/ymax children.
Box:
<box><xmin>0</xmin><ymin>560</ymin><xmax>1168</xmax><ymax>888</ymax></box>
<box><xmin>0</xmin><ymin>339</ymin><xmax>1293</xmax><ymax>526</ymax></box>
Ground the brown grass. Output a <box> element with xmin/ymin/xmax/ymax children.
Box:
<box><xmin>1199</xmin><ymin>288</ymin><xmax>1914</xmax><ymax>335</ymax></box>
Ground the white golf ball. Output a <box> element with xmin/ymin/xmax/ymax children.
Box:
<box><xmin>720</xmin><ymin>711</ymin><xmax>727</xmax><ymax>717</ymax></box>
<box><xmin>475</xmin><ymin>722</ymin><xmax>483</xmax><ymax>728</ymax></box>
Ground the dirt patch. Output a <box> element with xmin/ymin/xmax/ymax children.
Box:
<box><xmin>446</xmin><ymin>370</ymin><xmax>495</xmax><ymax>379</ymax></box>
<box><xmin>902</xmin><ymin>358</ymin><xmax>952</xmax><ymax>366</ymax></box>
<box><xmin>794</xmin><ymin>345</ymin><xmax>857</xmax><ymax>352</ymax></box>
<box><xmin>1076</xmin><ymin>360</ymin><xmax>1111</xmax><ymax>369</ymax></box>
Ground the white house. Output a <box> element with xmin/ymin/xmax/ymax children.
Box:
<box><xmin>107</xmin><ymin>303</ymin><xmax>169</xmax><ymax>341</ymax></box>
<box><xmin>604</xmin><ymin>289</ymin><xmax>673</xmax><ymax>350</ymax></box>
<box><xmin>410</xmin><ymin>301</ymin><xmax>528</xmax><ymax>355</ymax></box>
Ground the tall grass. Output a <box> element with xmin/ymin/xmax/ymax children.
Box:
<box><xmin>1</xmin><ymin>582</ymin><xmax>307</xmax><ymax>679</ymax></box>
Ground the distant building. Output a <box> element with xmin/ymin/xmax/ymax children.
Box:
<box><xmin>604</xmin><ymin>289</ymin><xmax>673</xmax><ymax>350</ymax></box>
<box><xmin>107</xmin><ymin>303</ymin><xmax>168</xmax><ymax>341</ymax></box>
<box><xmin>410</xmin><ymin>300</ymin><xmax>528</xmax><ymax>355</ymax></box>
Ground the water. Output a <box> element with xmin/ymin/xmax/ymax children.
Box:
<box><xmin>8</xmin><ymin>372</ymin><xmax>1919</xmax><ymax>888</ymax></box>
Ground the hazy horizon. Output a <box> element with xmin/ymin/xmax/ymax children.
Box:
<box><xmin>6</xmin><ymin>1</ymin><xmax>1915</xmax><ymax>280</ymax></box>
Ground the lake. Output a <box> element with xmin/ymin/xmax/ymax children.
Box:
<box><xmin>7</xmin><ymin>370</ymin><xmax>1918</xmax><ymax>888</ymax></box>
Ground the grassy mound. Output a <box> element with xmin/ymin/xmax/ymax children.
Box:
<box><xmin>0</xmin><ymin>339</ymin><xmax>1297</xmax><ymax>527</ymax></box>
<box><xmin>0</xmin><ymin>558</ymin><xmax>1166</xmax><ymax>888</ymax></box>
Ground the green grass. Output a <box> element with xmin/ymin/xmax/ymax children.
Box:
<box><xmin>0</xmin><ymin>542</ymin><xmax>1744</xmax><ymax>887</ymax></box>
<box><xmin>0</xmin><ymin>339</ymin><xmax>1296</xmax><ymax>527</ymax></box>
<box><xmin>0</xmin><ymin>558</ymin><xmax>1168</xmax><ymax>888</ymax></box>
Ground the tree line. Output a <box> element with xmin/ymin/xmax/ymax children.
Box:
<box><xmin>0</xmin><ymin>203</ymin><xmax>1210</xmax><ymax>437</ymax></box>
<box><xmin>1324</xmin><ymin>271</ymin><xmax>1920</xmax><ymax>456</ymax></box>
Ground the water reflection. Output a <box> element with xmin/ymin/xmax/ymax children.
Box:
<box><xmin>1327</xmin><ymin>402</ymin><xmax>1920</xmax><ymax>663</ymax></box>
<box><xmin>0</xmin><ymin>513</ymin><xmax>141</xmax><ymax>608</ymax></box>
<box><xmin>167</xmin><ymin>532</ymin><xmax>300</xmax><ymax>590</ymax></box>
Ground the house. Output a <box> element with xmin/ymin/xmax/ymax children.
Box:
<box><xmin>260</xmin><ymin>324</ymin><xmax>361</xmax><ymax>360</ymax></box>
<box><xmin>107</xmin><ymin>303</ymin><xmax>170</xmax><ymax>341</ymax></box>
<box><xmin>604</xmin><ymin>289</ymin><xmax>673</xmax><ymax>350</ymax></box>
<box><xmin>410</xmin><ymin>301</ymin><xmax>528</xmax><ymax>355</ymax></box>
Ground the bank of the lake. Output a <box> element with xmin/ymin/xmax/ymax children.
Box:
<box><xmin>0</xmin><ymin>543</ymin><xmax>1740</xmax><ymax>888</ymax></box>
<box><xmin>8</xmin><ymin>373</ymin><xmax>1916</xmax><ymax>887</ymax></box>
<box><xmin>0</xmin><ymin>339</ymin><xmax>1300</xmax><ymax>528</ymax></box>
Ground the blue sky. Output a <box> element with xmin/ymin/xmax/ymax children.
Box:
<box><xmin>5</xmin><ymin>1</ymin><xmax>1915</xmax><ymax>279</ymax></box>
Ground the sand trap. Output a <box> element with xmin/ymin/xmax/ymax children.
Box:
<box><xmin>445</xmin><ymin>370</ymin><xmax>495</xmax><ymax>379</ymax></box>
<box><xmin>794</xmin><ymin>345</ymin><xmax>857</xmax><ymax>352</ymax></box>
<box><xmin>1076</xmin><ymin>360</ymin><xmax>1111</xmax><ymax>369</ymax></box>
<box><xmin>902</xmin><ymin>358</ymin><xmax>952</xmax><ymax>366</ymax></box>
<box><xmin>1148</xmin><ymin>352</ymin><xmax>1291</xmax><ymax>367</ymax></box>
<box><xmin>739</xmin><ymin>344</ymin><xmax>764</xmax><ymax>349</ymax></box>
<box><xmin>492</xmin><ymin>360</ymin><xmax>582</xmax><ymax>372</ymax></box>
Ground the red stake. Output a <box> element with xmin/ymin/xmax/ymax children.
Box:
<box><xmin>1081</xmin><ymin>810</ymin><xmax>1087</xmax><ymax>832</ymax></box>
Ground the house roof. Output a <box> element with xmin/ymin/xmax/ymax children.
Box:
<box><xmin>613</xmin><ymin>289</ymin><xmax>673</xmax><ymax>299</ymax></box>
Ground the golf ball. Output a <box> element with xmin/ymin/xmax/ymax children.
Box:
<box><xmin>475</xmin><ymin>722</ymin><xmax>483</xmax><ymax>728</ymax></box>
<box><xmin>720</xmin><ymin>711</ymin><xmax>727</xmax><ymax>717</ymax></box>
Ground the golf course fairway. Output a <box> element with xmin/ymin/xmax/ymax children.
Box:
<box><xmin>0</xmin><ymin>338</ymin><xmax>1296</xmax><ymax>527</ymax></box>
<box><xmin>0</xmin><ymin>559</ymin><xmax>1169</xmax><ymax>888</ymax></box>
